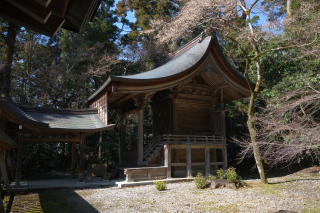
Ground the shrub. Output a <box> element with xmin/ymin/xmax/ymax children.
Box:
<box><xmin>194</xmin><ymin>171</ymin><xmax>208</xmax><ymax>189</ymax></box>
<box><xmin>217</xmin><ymin>168</ymin><xmax>225</xmax><ymax>179</ymax></box>
<box><xmin>208</xmin><ymin>174</ymin><xmax>216</xmax><ymax>180</ymax></box>
<box><xmin>225</xmin><ymin>167</ymin><xmax>241</xmax><ymax>183</ymax></box>
<box><xmin>154</xmin><ymin>177</ymin><xmax>166</xmax><ymax>191</ymax></box>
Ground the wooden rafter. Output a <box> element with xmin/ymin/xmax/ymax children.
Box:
<box><xmin>34</xmin><ymin>0</ymin><xmax>52</xmax><ymax>8</ymax></box>
<box><xmin>0</xmin><ymin>1</ymin><xmax>65</xmax><ymax>37</ymax></box>
<box><xmin>7</xmin><ymin>0</ymin><xmax>52</xmax><ymax>23</ymax></box>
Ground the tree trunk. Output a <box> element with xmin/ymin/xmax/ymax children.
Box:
<box><xmin>287</xmin><ymin>0</ymin><xmax>292</xmax><ymax>18</ymax></box>
<box><xmin>247</xmin><ymin>94</ymin><xmax>268</xmax><ymax>184</ymax></box>
<box><xmin>0</xmin><ymin>22</ymin><xmax>18</xmax><ymax>94</ymax></box>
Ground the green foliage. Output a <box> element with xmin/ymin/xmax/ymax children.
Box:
<box><xmin>225</xmin><ymin>167</ymin><xmax>242</xmax><ymax>183</ymax></box>
<box><xmin>217</xmin><ymin>168</ymin><xmax>225</xmax><ymax>180</ymax></box>
<box><xmin>154</xmin><ymin>177</ymin><xmax>166</xmax><ymax>191</ymax></box>
<box><xmin>208</xmin><ymin>174</ymin><xmax>216</xmax><ymax>180</ymax></box>
<box><xmin>194</xmin><ymin>172</ymin><xmax>208</xmax><ymax>189</ymax></box>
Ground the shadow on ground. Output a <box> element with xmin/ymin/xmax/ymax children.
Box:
<box><xmin>3</xmin><ymin>189</ymin><xmax>99</xmax><ymax>213</ymax></box>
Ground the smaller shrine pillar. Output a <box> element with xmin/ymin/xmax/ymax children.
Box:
<box><xmin>78</xmin><ymin>134</ymin><xmax>85</xmax><ymax>182</ymax></box>
<box><xmin>137</xmin><ymin>109</ymin><xmax>144</xmax><ymax>165</ymax></box>
<box><xmin>120</xmin><ymin>114</ymin><xmax>126</xmax><ymax>163</ymax></box>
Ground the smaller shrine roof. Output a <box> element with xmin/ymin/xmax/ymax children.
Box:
<box><xmin>0</xmin><ymin>99</ymin><xmax>114</xmax><ymax>132</ymax></box>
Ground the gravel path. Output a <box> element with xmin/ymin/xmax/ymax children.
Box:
<box><xmin>5</xmin><ymin>167</ymin><xmax>320</xmax><ymax>213</ymax></box>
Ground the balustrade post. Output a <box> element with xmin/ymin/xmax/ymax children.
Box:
<box><xmin>166</xmin><ymin>145</ymin><xmax>172</xmax><ymax>179</ymax></box>
<box><xmin>205</xmin><ymin>145</ymin><xmax>210</xmax><ymax>177</ymax></box>
<box><xmin>186</xmin><ymin>145</ymin><xmax>192</xmax><ymax>178</ymax></box>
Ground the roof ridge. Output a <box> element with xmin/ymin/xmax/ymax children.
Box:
<box><xmin>154</xmin><ymin>32</ymin><xmax>206</xmax><ymax>68</ymax></box>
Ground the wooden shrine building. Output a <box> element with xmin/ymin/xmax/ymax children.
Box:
<box><xmin>87</xmin><ymin>33</ymin><xmax>252</xmax><ymax>181</ymax></box>
<box><xmin>0</xmin><ymin>93</ymin><xmax>115</xmax><ymax>191</ymax></box>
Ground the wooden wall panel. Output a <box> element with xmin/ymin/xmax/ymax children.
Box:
<box><xmin>174</xmin><ymin>101</ymin><xmax>211</xmax><ymax>134</ymax></box>
<box><xmin>212</xmin><ymin>112</ymin><xmax>222</xmax><ymax>135</ymax></box>
<box><xmin>89</xmin><ymin>93</ymin><xmax>108</xmax><ymax>124</ymax></box>
<box><xmin>152</xmin><ymin>103</ymin><xmax>173</xmax><ymax>136</ymax></box>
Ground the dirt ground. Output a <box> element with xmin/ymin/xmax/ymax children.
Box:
<box><xmin>2</xmin><ymin>166</ymin><xmax>320</xmax><ymax>213</ymax></box>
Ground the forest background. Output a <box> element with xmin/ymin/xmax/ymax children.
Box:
<box><xmin>0</xmin><ymin>0</ymin><xmax>319</xmax><ymax>175</ymax></box>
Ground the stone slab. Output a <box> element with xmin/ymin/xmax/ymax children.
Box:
<box><xmin>115</xmin><ymin>177</ymin><xmax>194</xmax><ymax>188</ymax></box>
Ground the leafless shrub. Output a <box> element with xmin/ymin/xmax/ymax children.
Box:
<box><xmin>233</xmin><ymin>77</ymin><xmax>320</xmax><ymax>169</ymax></box>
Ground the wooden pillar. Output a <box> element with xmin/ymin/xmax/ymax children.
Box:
<box><xmin>212</xmin><ymin>148</ymin><xmax>218</xmax><ymax>169</ymax></box>
<box><xmin>137</xmin><ymin>109</ymin><xmax>144</xmax><ymax>165</ymax></box>
<box><xmin>222</xmin><ymin>146</ymin><xmax>228</xmax><ymax>170</ymax></box>
<box><xmin>186</xmin><ymin>145</ymin><xmax>192</xmax><ymax>178</ymax></box>
<box><xmin>71</xmin><ymin>142</ymin><xmax>76</xmax><ymax>178</ymax></box>
<box><xmin>0</xmin><ymin>151</ymin><xmax>11</xmax><ymax>194</ymax></box>
<box><xmin>98</xmin><ymin>131</ymin><xmax>102</xmax><ymax>159</ymax></box>
<box><xmin>125</xmin><ymin>170</ymin><xmax>132</xmax><ymax>182</ymax></box>
<box><xmin>205</xmin><ymin>145</ymin><xmax>210</xmax><ymax>177</ymax></box>
<box><xmin>78</xmin><ymin>134</ymin><xmax>85</xmax><ymax>182</ymax></box>
<box><xmin>221</xmin><ymin>88</ymin><xmax>227</xmax><ymax>170</ymax></box>
<box><xmin>120</xmin><ymin>114</ymin><xmax>126</xmax><ymax>164</ymax></box>
<box><xmin>165</xmin><ymin>145</ymin><xmax>171</xmax><ymax>179</ymax></box>
<box><xmin>14</xmin><ymin>127</ymin><xmax>23</xmax><ymax>186</ymax></box>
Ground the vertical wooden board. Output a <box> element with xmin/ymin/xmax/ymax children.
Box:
<box><xmin>205</xmin><ymin>146</ymin><xmax>210</xmax><ymax>177</ymax></box>
<box><xmin>173</xmin><ymin>101</ymin><xmax>178</xmax><ymax>134</ymax></box>
<box><xmin>190</xmin><ymin>149</ymin><xmax>205</xmax><ymax>162</ymax></box>
<box><xmin>152</xmin><ymin>108</ymin><xmax>156</xmax><ymax>136</ymax></box>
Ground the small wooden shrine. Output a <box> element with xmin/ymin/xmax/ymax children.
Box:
<box><xmin>0</xmin><ymin>0</ymin><xmax>101</xmax><ymax>37</ymax></box>
<box><xmin>87</xmin><ymin>33</ymin><xmax>252</xmax><ymax>181</ymax></box>
<box><xmin>0</xmin><ymin>93</ymin><xmax>114</xmax><ymax>191</ymax></box>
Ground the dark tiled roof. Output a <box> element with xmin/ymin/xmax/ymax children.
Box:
<box><xmin>112</xmin><ymin>36</ymin><xmax>211</xmax><ymax>81</ymax></box>
<box><xmin>26</xmin><ymin>112</ymin><xmax>107</xmax><ymax>129</ymax></box>
<box><xmin>0</xmin><ymin>99</ymin><xmax>114</xmax><ymax>131</ymax></box>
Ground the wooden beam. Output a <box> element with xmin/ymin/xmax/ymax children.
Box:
<box><xmin>137</xmin><ymin>109</ymin><xmax>144</xmax><ymax>165</ymax></box>
<box><xmin>205</xmin><ymin>145</ymin><xmax>210</xmax><ymax>177</ymax></box>
<box><xmin>34</xmin><ymin>0</ymin><xmax>52</xmax><ymax>7</ymax></box>
<box><xmin>0</xmin><ymin>1</ymin><xmax>65</xmax><ymax>37</ymax></box>
<box><xmin>109</xmin><ymin>94</ymin><xmax>134</xmax><ymax>109</ymax></box>
<box><xmin>71</xmin><ymin>142</ymin><xmax>76</xmax><ymax>178</ymax></box>
<box><xmin>23</xmin><ymin>137</ymin><xmax>80</xmax><ymax>142</ymax></box>
<box><xmin>49</xmin><ymin>0</ymin><xmax>70</xmax><ymax>18</ymax></box>
<box><xmin>78</xmin><ymin>134</ymin><xmax>85</xmax><ymax>182</ymax></box>
<box><xmin>7</xmin><ymin>0</ymin><xmax>52</xmax><ymax>23</ymax></box>
<box><xmin>171</xmin><ymin>163</ymin><xmax>186</xmax><ymax>166</ymax></box>
<box><xmin>14</xmin><ymin>128</ymin><xmax>23</xmax><ymax>187</ymax></box>
<box><xmin>186</xmin><ymin>145</ymin><xmax>192</xmax><ymax>178</ymax></box>
<box><xmin>0</xmin><ymin>151</ymin><xmax>11</xmax><ymax>194</ymax></box>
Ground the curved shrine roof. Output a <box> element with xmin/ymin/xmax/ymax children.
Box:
<box><xmin>88</xmin><ymin>34</ymin><xmax>252</xmax><ymax>105</ymax></box>
<box><xmin>112</xmin><ymin>36</ymin><xmax>212</xmax><ymax>82</ymax></box>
